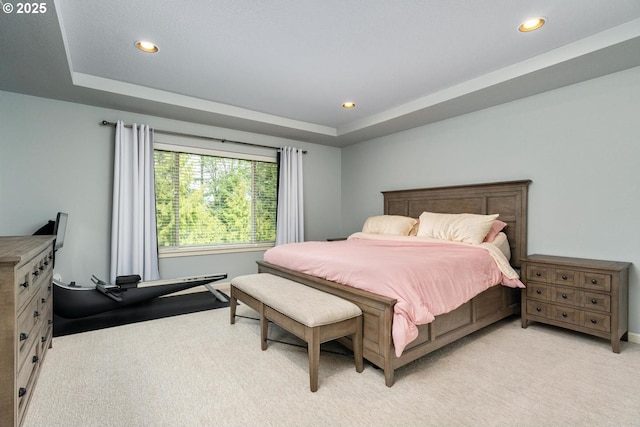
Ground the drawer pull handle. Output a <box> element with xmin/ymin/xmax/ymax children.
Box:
<box><xmin>20</xmin><ymin>332</ymin><xmax>28</xmax><ymax>341</ymax></box>
<box><xmin>41</xmin><ymin>298</ymin><xmax>46</xmax><ymax>304</ymax></box>
<box><xmin>18</xmin><ymin>388</ymin><xmax>27</xmax><ymax>398</ymax></box>
<box><xmin>32</xmin><ymin>355</ymin><xmax>39</xmax><ymax>363</ymax></box>
<box><xmin>33</xmin><ymin>270</ymin><xmax>39</xmax><ymax>277</ymax></box>
<box><xmin>33</xmin><ymin>311</ymin><xmax>40</xmax><ymax>318</ymax></box>
<box><xmin>591</xmin><ymin>298</ymin><xmax>598</xmax><ymax>305</ymax></box>
<box><xmin>536</xmin><ymin>289</ymin><xmax>542</xmax><ymax>294</ymax></box>
<box><xmin>41</xmin><ymin>336</ymin><xmax>47</xmax><ymax>343</ymax></box>
<box><xmin>39</xmin><ymin>266</ymin><xmax>44</xmax><ymax>271</ymax></box>
<box><xmin>48</xmin><ymin>319</ymin><xmax>53</xmax><ymax>325</ymax></box>
<box><xmin>20</xmin><ymin>281</ymin><xmax>29</xmax><ymax>288</ymax></box>
<box><xmin>591</xmin><ymin>319</ymin><xmax>597</xmax><ymax>324</ymax></box>
<box><xmin>535</xmin><ymin>272</ymin><xmax>541</xmax><ymax>277</ymax></box>
<box><xmin>561</xmin><ymin>275</ymin><xmax>568</xmax><ymax>280</ymax></box>
<box><xmin>536</xmin><ymin>307</ymin><xmax>542</xmax><ymax>312</ymax></box>
<box><xmin>44</xmin><ymin>261</ymin><xmax>49</xmax><ymax>266</ymax></box>
<box><xmin>562</xmin><ymin>293</ymin><xmax>567</xmax><ymax>299</ymax></box>
<box><xmin>591</xmin><ymin>279</ymin><xmax>598</xmax><ymax>284</ymax></box>
<box><xmin>561</xmin><ymin>312</ymin><xmax>568</xmax><ymax>318</ymax></box>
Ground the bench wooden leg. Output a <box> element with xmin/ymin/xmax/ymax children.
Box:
<box><xmin>308</xmin><ymin>326</ymin><xmax>320</xmax><ymax>392</ymax></box>
<box><xmin>260</xmin><ymin>302</ymin><xmax>269</xmax><ymax>351</ymax></box>
<box><xmin>353</xmin><ymin>316</ymin><xmax>364</xmax><ymax>373</ymax></box>
<box><xmin>229</xmin><ymin>287</ymin><xmax>237</xmax><ymax>325</ymax></box>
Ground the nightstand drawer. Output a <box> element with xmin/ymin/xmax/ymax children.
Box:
<box><xmin>526</xmin><ymin>300</ymin><xmax>549</xmax><ymax>317</ymax></box>
<box><xmin>583</xmin><ymin>312</ymin><xmax>611</xmax><ymax>332</ymax></box>
<box><xmin>548</xmin><ymin>304</ymin><xmax>582</xmax><ymax>326</ymax></box>
<box><xmin>550</xmin><ymin>286</ymin><xmax>582</xmax><ymax>306</ymax></box>
<box><xmin>526</xmin><ymin>283</ymin><xmax>550</xmax><ymax>301</ymax></box>
<box><xmin>584</xmin><ymin>292</ymin><xmax>611</xmax><ymax>313</ymax></box>
<box><xmin>552</xmin><ymin>269</ymin><xmax>577</xmax><ymax>286</ymax></box>
<box><xmin>526</xmin><ymin>265</ymin><xmax>551</xmax><ymax>282</ymax></box>
<box><xmin>581</xmin><ymin>272</ymin><xmax>611</xmax><ymax>292</ymax></box>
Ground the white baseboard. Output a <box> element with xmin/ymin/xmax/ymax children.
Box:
<box><xmin>628</xmin><ymin>331</ymin><xmax>640</xmax><ymax>345</ymax></box>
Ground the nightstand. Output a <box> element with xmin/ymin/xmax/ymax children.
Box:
<box><xmin>521</xmin><ymin>254</ymin><xmax>630</xmax><ymax>353</ymax></box>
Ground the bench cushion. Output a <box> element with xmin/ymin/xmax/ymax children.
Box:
<box><xmin>231</xmin><ymin>273</ymin><xmax>362</xmax><ymax>327</ymax></box>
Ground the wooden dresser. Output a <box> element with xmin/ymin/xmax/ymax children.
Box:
<box><xmin>0</xmin><ymin>236</ymin><xmax>55</xmax><ymax>427</ymax></box>
<box><xmin>521</xmin><ymin>254</ymin><xmax>630</xmax><ymax>353</ymax></box>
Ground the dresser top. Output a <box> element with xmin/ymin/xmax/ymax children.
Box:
<box><xmin>0</xmin><ymin>236</ymin><xmax>55</xmax><ymax>264</ymax></box>
<box><xmin>523</xmin><ymin>254</ymin><xmax>631</xmax><ymax>272</ymax></box>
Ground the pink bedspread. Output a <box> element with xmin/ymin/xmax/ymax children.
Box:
<box><xmin>263</xmin><ymin>236</ymin><xmax>524</xmax><ymax>356</ymax></box>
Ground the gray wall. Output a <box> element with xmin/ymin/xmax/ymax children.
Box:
<box><xmin>0</xmin><ymin>91</ymin><xmax>342</xmax><ymax>283</ymax></box>
<box><xmin>341</xmin><ymin>65</ymin><xmax>640</xmax><ymax>338</ymax></box>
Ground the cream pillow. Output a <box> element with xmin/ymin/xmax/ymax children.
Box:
<box><xmin>490</xmin><ymin>232</ymin><xmax>512</xmax><ymax>260</ymax></box>
<box><xmin>362</xmin><ymin>215</ymin><xmax>418</xmax><ymax>236</ymax></box>
<box><xmin>417</xmin><ymin>212</ymin><xmax>499</xmax><ymax>244</ymax></box>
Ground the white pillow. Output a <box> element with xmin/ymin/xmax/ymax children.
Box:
<box><xmin>362</xmin><ymin>215</ymin><xmax>418</xmax><ymax>236</ymax></box>
<box><xmin>417</xmin><ymin>212</ymin><xmax>499</xmax><ymax>244</ymax></box>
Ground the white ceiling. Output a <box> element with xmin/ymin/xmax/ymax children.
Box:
<box><xmin>2</xmin><ymin>0</ymin><xmax>640</xmax><ymax>147</ymax></box>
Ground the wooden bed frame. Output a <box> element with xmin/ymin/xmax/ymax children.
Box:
<box><xmin>257</xmin><ymin>180</ymin><xmax>531</xmax><ymax>386</ymax></box>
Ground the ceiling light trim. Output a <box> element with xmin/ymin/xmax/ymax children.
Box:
<box><xmin>135</xmin><ymin>40</ymin><xmax>159</xmax><ymax>53</ymax></box>
<box><xmin>518</xmin><ymin>17</ymin><xmax>546</xmax><ymax>32</ymax></box>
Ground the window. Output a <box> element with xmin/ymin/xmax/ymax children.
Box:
<box><xmin>153</xmin><ymin>143</ymin><xmax>277</xmax><ymax>254</ymax></box>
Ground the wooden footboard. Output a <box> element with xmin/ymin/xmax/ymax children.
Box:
<box><xmin>257</xmin><ymin>260</ymin><xmax>519</xmax><ymax>386</ymax></box>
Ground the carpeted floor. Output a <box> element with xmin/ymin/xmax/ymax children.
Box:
<box><xmin>24</xmin><ymin>303</ymin><xmax>640</xmax><ymax>427</ymax></box>
<box><xmin>54</xmin><ymin>291</ymin><xmax>229</xmax><ymax>337</ymax></box>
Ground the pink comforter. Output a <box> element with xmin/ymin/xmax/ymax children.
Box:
<box><xmin>263</xmin><ymin>235</ymin><xmax>524</xmax><ymax>356</ymax></box>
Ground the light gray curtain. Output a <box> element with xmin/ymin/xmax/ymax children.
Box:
<box><xmin>110</xmin><ymin>121</ymin><xmax>160</xmax><ymax>282</ymax></box>
<box><xmin>276</xmin><ymin>146</ymin><xmax>304</xmax><ymax>245</ymax></box>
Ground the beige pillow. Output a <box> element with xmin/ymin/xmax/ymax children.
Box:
<box><xmin>417</xmin><ymin>212</ymin><xmax>499</xmax><ymax>244</ymax></box>
<box><xmin>362</xmin><ymin>215</ymin><xmax>418</xmax><ymax>236</ymax></box>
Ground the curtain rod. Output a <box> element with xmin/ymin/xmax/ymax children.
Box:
<box><xmin>100</xmin><ymin>120</ymin><xmax>307</xmax><ymax>154</ymax></box>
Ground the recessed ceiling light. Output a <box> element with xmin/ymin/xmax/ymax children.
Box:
<box><xmin>135</xmin><ymin>40</ymin><xmax>159</xmax><ymax>53</ymax></box>
<box><xmin>342</xmin><ymin>102</ymin><xmax>356</xmax><ymax>109</ymax></box>
<box><xmin>518</xmin><ymin>17</ymin><xmax>546</xmax><ymax>32</ymax></box>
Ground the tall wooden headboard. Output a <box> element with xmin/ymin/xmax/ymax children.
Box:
<box><xmin>382</xmin><ymin>180</ymin><xmax>531</xmax><ymax>268</ymax></box>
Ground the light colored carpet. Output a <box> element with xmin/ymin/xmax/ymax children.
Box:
<box><xmin>24</xmin><ymin>303</ymin><xmax>640</xmax><ymax>427</ymax></box>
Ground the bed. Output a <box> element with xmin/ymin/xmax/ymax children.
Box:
<box><xmin>257</xmin><ymin>180</ymin><xmax>530</xmax><ymax>386</ymax></box>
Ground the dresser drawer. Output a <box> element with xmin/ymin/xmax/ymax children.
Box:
<box><xmin>15</xmin><ymin>246</ymin><xmax>53</xmax><ymax>311</ymax></box>
<box><xmin>550</xmin><ymin>286</ymin><xmax>582</xmax><ymax>307</ymax></box>
<box><xmin>39</xmin><ymin>302</ymin><xmax>54</xmax><ymax>354</ymax></box>
<box><xmin>17</xmin><ymin>296</ymin><xmax>40</xmax><ymax>365</ymax></box>
<box><xmin>16</xmin><ymin>338</ymin><xmax>39</xmax><ymax>419</ymax></box>
<box><xmin>15</xmin><ymin>262</ymin><xmax>36</xmax><ymax>311</ymax></box>
<box><xmin>38</xmin><ymin>279</ymin><xmax>52</xmax><ymax>312</ymax></box>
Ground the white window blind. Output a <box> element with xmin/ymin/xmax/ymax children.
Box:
<box><xmin>154</xmin><ymin>144</ymin><xmax>277</xmax><ymax>250</ymax></box>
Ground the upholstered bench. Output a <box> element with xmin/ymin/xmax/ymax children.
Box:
<box><xmin>230</xmin><ymin>273</ymin><xmax>364</xmax><ymax>392</ymax></box>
